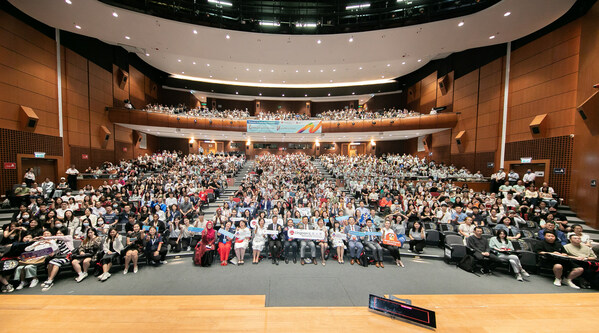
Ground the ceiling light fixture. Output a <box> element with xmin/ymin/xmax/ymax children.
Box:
<box><xmin>193</xmin><ymin>29</ymin><xmax>198</xmax><ymax>34</ymax></box>
<box><xmin>75</xmin><ymin>24</ymin><xmax>81</xmax><ymax>29</ymax></box>
<box><xmin>171</xmin><ymin>74</ymin><xmax>395</xmax><ymax>88</ymax></box>
<box><xmin>458</xmin><ymin>21</ymin><xmax>465</xmax><ymax>27</ymax></box>
<box><xmin>145</xmin><ymin>53</ymin><xmax>150</xmax><ymax>56</ymax></box>
<box><xmin>346</xmin><ymin>3</ymin><xmax>371</xmax><ymax>10</ymax></box>
<box><xmin>489</xmin><ymin>35</ymin><xmax>496</xmax><ymax>39</ymax></box>
<box><xmin>192</xmin><ymin>62</ymin><xmax>196</xmax><ymax>65</ymax></box>
<box><xmin>402</xmin><ymin>61</ymin><xmax>406</xmax><ymax>65</ymax></box>
<box><xmin>296</xmin><ymin>23</ymin><xmax>317</xmax><ymax>28</ymax></box>
<box><xmin>271</xmin><ymin>69</ymin><xmax>274</xmax><ymax>72</ymax></box>
<box><xmin>125</xmin><ymin>36</ymin><xmax>130</xmax><ymax>40</ymax></box>
<box><xmin>225</xmin><ymin>34</ymin><xmax>230</xmax><ymax>39</ymax></box>
<box><xmin>258</xmin><ymin>69</ymin><xmax>262</xmax><ymax>72</ymax></box>
<box><xmin>504</xmin><ymin>12</ymin><xmax>511</xmax><ymax>17</ymax></box>
<box><xmin>208</xmin><ymin>0</ymin><xmax>233</xmax><ymax>7</ymax></box>
<box><xmin>387</xmin><ymin>64</ymin><xmax>391</xmax><ymax>67</ymax></box>
<box><xmin>332</xmin><ymin>69</ymin><xmax>336</xmax><ymax>72</ymax></box>
<box><xmin>177</xmin><ymin>59</ymin><xmax>181</xmax><ymax>62</ymax></box>
<box><xmin>295</xmin><ymin>70</ymin><xmax>299</xmax><ymax>73</ymax></box>
<box><xmin>246</xmin><ymin>68</ymin><xmax>250</xmax><ymax>71</ymax></box>
<box><xmin>112</xmin><ymin>12</ymin><xmax>119</xmax><ymax>18</ymax></box>
<box><xmin>349</xmin><ymin>37</ymin><xmax>354</xmax><ymax>42</ymax></box>
<box><xmin>359</xmin><ymin>67</ymin><xmax>363</xmax><ymax>70</ymax></box>
<box><xmin>317</xmin><ymin>40</ymin><xmax>322</xmax><ymax>44</ymax></box>
<box><xmin>65</xmin><ymin>0</ymin><xmax>72</xmax><ymax>4</ymax></box>
<box><xmin>418</xmin><ymin>59</ymin><xmax>422</xmax><ymax>62</ymax></box>
<box><xmin>259</xmin><ymin>21</ymin><xmax>280</xmax><ymax>27</ymax></box>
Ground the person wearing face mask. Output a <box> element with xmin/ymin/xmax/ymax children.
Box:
<box><xmin>522</xmin><ymin>169</ymin><xmax>536</xmax><ymax>188</ymax></box>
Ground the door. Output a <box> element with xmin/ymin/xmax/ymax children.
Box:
<box><xmin>508</xmin><ymin>162</ymin><xmax>546</xmax><ymax>188</ymax></box>
<box><xmin>21</xmin><ymin>158</ymin><xmax>57</xmax><ymax>185</ymax></box>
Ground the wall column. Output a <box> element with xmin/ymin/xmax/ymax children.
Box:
<box><xmin>499</xmin><ymin>42</ymin><xmax>511</xmax><ymax>168</ymax></box>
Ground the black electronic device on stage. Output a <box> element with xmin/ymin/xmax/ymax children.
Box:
<box><xmin>368</xmin><ymin>294</ymin><xmax>437</xmax><ymax>329</ymax></box>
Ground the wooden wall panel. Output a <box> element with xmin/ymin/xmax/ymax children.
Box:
<box><xmin>508</xmin><ymin>20</ymin><xmax>580</xmax><ymax>142</ymax></box>
<box><xmin>129</xmin><ymin>66</ymin><xmax>145</xmax><ymax>109</ymax></box>
<box><xmin>89</xmin><ymin>62</ymin><xmax>114</xmax><ymax>150</ymax></box>
<box><xmin>571</xmin><ymin>2</ymin><xmax>599</xmax><ymax>228</ymax></box>
<box><xmin>112</xmin><ymin>64</ymin><xmax>129</xmax><ymax>107</ymax></box>
<box><xmin>64</xmin><ymin>49</ymin><xmax>90</xmax><ymax>147</ymax></box>
<box><xmin>451</xmin><ymin>69</ymin><xmax>479</xmax><ymax>154</ymax></box>
<box><xmin>0</xmin><ymin>10</ymin><xmax>59</xmax><ymax>136</ymax></box>
<box><xmin>419</xmin><ymin>72</ymin><xmax>438</xmax><ymax>112</ymax></box>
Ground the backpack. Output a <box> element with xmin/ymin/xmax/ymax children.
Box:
<box><xmin>457</xmin><ymin>255</ymin><xmax>477</xmax><ymax>274</ymax></box>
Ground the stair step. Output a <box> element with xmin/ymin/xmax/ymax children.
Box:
<box><xmin>566</xmin><ymin>216</ymin><xmax>586</xmax><ymax>224</ymax></box>
<box><xmin>557</xmin><ymin>209</ymin><xmax>576</xmax><ymax>217</ymax></box>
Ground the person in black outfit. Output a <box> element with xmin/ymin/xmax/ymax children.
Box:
<box><xmin>466</xmin><ymin>226</ymin><xmax>501</xmax><ymax>274</ymax></box>
<box><xmin>534</xmin><ymin>231</ymin><xmax>580</xmax><ymax>287</ymax></box>
<box><xmin>266</xmin><ymin>218</ymin><xmax>283</xmax><ymax>265</ymax></box>
<box><xmin>282</xmin><ymin>219</ymin><xmax>298</xmax><ymax>264</ymax></box>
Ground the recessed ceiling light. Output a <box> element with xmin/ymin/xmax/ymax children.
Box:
<box><xmin>418</xmin><ymin>59</ymin><xmax>422</xmax><ymax>62</ymax></box>
<box><xmin>328</xmin><ymin>93</ymin><xmax>331</xmax><ymax>96</ymax></box>
<box><xmin>282</xmin><ymin>94</ymin><xmax>285</xmax><ymax>96</ymax></box>
<box><xmin>295</xmin><ymin>70</ymin><xmax>299</xmax><ymax>73</ymax></box>
<box><xmin>352</xmin><ymin>92</ymin><xmax>355</xmax><ymax>95</ymax></box>
<box><xmin>458</xmin><ymin>21</ymin><xmax>464</xmax><ymax>27</ymax></box>
<box><xmin>387</xmin><ymin>64</ymin><xmax>391</xmax><ymax>67</ymax></box>
<box><xmin>359</xmin><ymin>67</ymin><xmax>363</xmax><ymax>70</ymax></box>
<box><xmin>145</xmin><ymin>53</ymin><xmax>150</xmax><ymax>56</ymax></box>
<box><xmin>317</xmin><ymin>40</ymin><xmax>322</xmax><ymax>44</ymax></box>
<box><xmin>75</xmin><ymin>24</ymin><xmax>81</xmax><ymax>29</ymax></box>
<box><xmin>112</xmin><ymin>12</ymin><xmax>119</xmax><ymax>18</ymax></box>
<box><xmin>235</xmin><ymin>91</ymin><xmax>238</xmax><ymax>94</ymax></box>
<box><xmin>177</xmin><ymin>59</ymin><xmax>181</xmax><ymax>62</ymax></box>
<box><xmin>332</xmin><ymin>69</ymin><xmax>336</xmax><ymax>72</ymax></box>
<box><xmin>209</xmin><ymin>75</ymin><xmax>213</xmax><ymax>78</ymax></box>
<box><xmin>125</xmin><ymin>36</ymin><xmax>130</xmax><ymax>40</ymax></box>
<box><xmin>504</xmin><ymin>12</ymin><xmax>511</xmax><ymax>17</ymax></box>
<box><xmin>381</xmin><ymin>75</ymin><xmax>385</xmax><ymax>78</ymax></box>
<box><xmin>235</xmin><ymin>78</ymin><xmax>238</xmax><ymax>80</ymax></box>
<box><xmin>65</xmin><ymin>0</ymin><xmax>72</xmax><ymax>4</ymax></box>
<box><xmin>489</xmin><ymin>35</ymin><xmax>496</xmax><ymax>39</ymax></box>
<box><xmin>348</xmin><ymin>37</ymin><xmax>354</xmax><ymax>42</ymax></box>
<box><xmin>181</xmin><ymin>72</ymin><xmax>185</xmax><ymax>74</ymax></box>
<box><xmin>225</xmin><ymin>34</ymin><xmax>230</xmax><ymax>39</ymax></box>
<box><xmin>305</xmin><ymin>94</ymin><xmax>308</xmax><ymax>97</ymax></box>
<box><xmin>207</xmin><ymin>63</ymin><xmax>211</xmax><ymax>67</ymax></box>
<box><xmin>330</xmin><ymin>80</ymin><xmax>333</xmax><ymax>82</ymax></box>
<box><xmin>193</xmin><ymin>29</ymin><xmax>198</xmax><ymax>34</ymax></box>
<box><xmin>271</xmin><ymin>69</ymin><xmax>274</xmax><ymax>72</ymax></box>
<box><xmin>320</xmin><ymin>69</ymin><xmax>324</xmax><ymax>72</ymax></box>
<box><xmin>246</xmin><ymin>68</ymin><xmax>250</xmax><ymax>71</ymax></box>
<box><xmin>402</xmin><ymin>61</ymin><xmax>406</xmax><ymax>65</ymax></box>
<box><xmin>259</xmin><ymin>80</ymin><xmax>262</xmax><ymax>82</ymax></box>
<box><xmin>192</xmin><ymin>62</ymin><xmax>196</xmax><ymax>65</ymax></box>
<box><xmin>259</xmin><ymin>93</ymin><xmax>262</xmax><ymax>96</ymax></box>
<box><xmin>308</xmin><ymin>69</ymin><xmax>311</xmax><ymax>73</ymax></box>
<box><xmin>258</xmin><ymin>69</ymin><xmax>262</xmax><ymax>72</ymax></box>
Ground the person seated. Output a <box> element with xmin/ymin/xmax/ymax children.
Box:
<box><xmin>538</xmin><ymin>221</ymin><xmax>567</xmax><ymax>245</ymax></box>
<box><xmin>196</xmin><ymin>221</ymin><xmax>216</xmax><ymax>267</ymax></box>
<box><xmin>98</xmin><ymin>228</ymin><xmax>124</xmax><ymax>282</ymax></box>
<box><xmin>298</xmin><ymin>216</ymin><xmax>317</xmax><ymax>265</ymax></box>
<box><xmin>501</xmin><ymin>192</ymin><xmax>519</xmax><ymax>212</ymax></box>
<box><xmin>534</xmin><ymin>230</ymin><xmax>582</xmax><ymax>289</ymax></box>
<box><xmin>567</xmin><ymin>224</ymin><xmax>599</xmax><ymax>257</ymax></box>
<box><xmin>450</xmin><ymin>206</ymin><xmax>467</xmax><ymax>224</ymax></box>
<box><xmin>494</xmin><ymin>216</ymin><xmax>521</xmax><ymax>241</ymax></box>
<box><xmin>145</xmin><ymin>226</ymin><xmax>167</xmax><ymax>266</ymax></box>
<box><xmin>408</xmin><ymin>221</ymin><xmax>426</xmax><ymax>254</ymax></box>
<box><xmin>72</xmin><ymin>228</ymin><xmax>102</xmax><ymax>282</ymax></box>
<box><xmin>489</xmin><ymin>229</ymin><xmax>529</xmax><ymax>281</ymax></box>
<box><xmin>564</xmin><ymin>233</ymin><xmax>597</xmax><ymax>289</ymax></box>
<box><xmin>123</xmin><ymin>223</ymin><xmax>145</xmax><ymax>274</ymax></box>
<box><xmin>218</xmin><ymin>221</ymin><xmax>235</xmax><ymax>266</ymax></box>
<box><xmin>233</xmin><ymin>220</ymin><xmax>250</xmax><ymax>265</ymax></box>
<box><xmin>362</xmin><ymin>219</ymin><xmax>383</xmax><ymax>268</ymax></box>
<box><xmin>40</xmin><ymin>229</ymin><xmax>74</xmax><ymax>291</ymax></box>
<box><xmin>282</xmin><ymin>218</ymin><xmax>298</xmax><ymax>264</ymax></box>
<box><xmin>344</xmin><ymin>217</ymin><xmax>364</xmax><ymax>265</ymax></box>
<box><xmin>466</xmin><ymin>226</ymin><xmax>500</xmax><ymax>274</ymax></box>
<box><xmin>458</xmin><ymin>217</ymin><xmax>476</xmax><ymax>242</ymax></box>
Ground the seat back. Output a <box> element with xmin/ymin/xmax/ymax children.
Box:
<box><xmin>521</xmin><ymin>229</ymin><xmax>535</xmax><ymax>239</ymax></box>
<box><xmin>445</xmin><ymin>234</ymin><xmax>464</xmax><ymax>246</ymax></box>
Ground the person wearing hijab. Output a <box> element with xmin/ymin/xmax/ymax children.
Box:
<box><xmin>195</xmin><ymin>221</ymin><xmax>216</xmax><ymax>266</ymax></box>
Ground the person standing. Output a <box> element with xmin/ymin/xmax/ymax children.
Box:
<box><xmin>23</xmin><ymin>168</ymin><xmax>36</xmax><ymax>187</ymax></box>
<box><xmin>65</xmin><ymin>165</ymin><xmax>79</xmax><ymax>191</ymax></box>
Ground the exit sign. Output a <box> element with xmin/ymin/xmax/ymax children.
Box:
<box><xmin>3</xmin><ymin>162</ymin><xmax>16</xmax><ymax>169</ymax></box>
<box><xmin>34</xmin><ymin>152</ymin><xmax>45</xmax><ymax>158</ymax></box>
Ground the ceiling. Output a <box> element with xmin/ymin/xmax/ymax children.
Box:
<box><xmin>117</xmin><ymin>123</ymin><xmax>447</xmax><ymax>142</ymax></box>
<box><xmin>10</xmin><ymin>0</ymin><xmax>575</xmax><ymax>88</ymax></box>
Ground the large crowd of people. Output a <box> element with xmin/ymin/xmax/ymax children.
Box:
<box><xmin>1</xmin><ymin>150</ymin><xmax>598</xmax><ymax>294</ymax></box>
<box><xmin>256</xmin><ymin>111</ymin><xmax>310</xmax><ymax>121</ymax></box>
<box><xmin>316</xmin><ymin>108</ymin><xmax>421</xmax><ymax>120</ymax></box>
<box><xmin>144</xmin><ymin>104</ymin><xmax>251</xmax><ymax>119</ymax></box>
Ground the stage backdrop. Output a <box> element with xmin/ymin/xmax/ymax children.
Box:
<box><xmin>247</xmin><ymin>120</ymin><xmax>322</xmax><ymax>134</ymax></box>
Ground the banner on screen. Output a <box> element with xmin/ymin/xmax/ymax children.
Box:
<box><xmin>287</xmin><ymin>229</ymin><xmax>325</xmax><ymax>240</ymax></box>
<box><xmin>247</xmin><ymin>120</ymin><xmax>322</xmax><ymax>134</ymax></box>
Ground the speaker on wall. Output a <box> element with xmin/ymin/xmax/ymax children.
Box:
<box><xmin>133</xmin><ymin>130</ymin><xmax>142</xmax><ymax>147</ymax></box>
<box><xmin>19</xmin><ymin>105</ymin><xmax>39</xmax><ymax>132</ymax></box>
<box><xmin>100</xmin><ymin>125</ymin><xmax>111</xmax><ymax>149</ymax></box>
<box><xmin>438</xmin><ymin>75</ymin><xmax>449</xmax><ymax>95</ymax></box>
<box><xmin>577</xmin><ymin>90</ymin><xmax>599</xmax><ymax>136</ymax></box>
<box><xmin>422</xmin><ymin>134</ymin><xmax>432</xmax><ymax>152</ymax></box>
<box><xmin>117</xmin><ymin>69</ymin><xmax>128</xmax><ymax>90</ymax></box>
<box><xmin>529</xmin><ymin>114</ymin><xmax>547</xmax><ymax>136</ymax></box>
<box><xmin>455</xmin><ymin>130</ymin><xmax>465</xmax><ymax>152</ymax></box>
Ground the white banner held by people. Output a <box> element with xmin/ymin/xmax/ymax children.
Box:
<box><xmin>287</xmin><ymin>228</ymin><xmax>325</xmax><ymax>240</ymax></box>
<box><xmin>332</xmin><ymin>232</ymin><xmax>347</xmax><ymax>241</ymax></box>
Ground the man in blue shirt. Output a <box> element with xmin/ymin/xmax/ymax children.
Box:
<box><xmin>538</xmin><ymin>221</ymin><xmax>567</xmax><ymax>245</ymax></box>
<box><xmin>450</xmin><ymin>206</ymin><xmax>467</xmax><ymax>224</ymax></box>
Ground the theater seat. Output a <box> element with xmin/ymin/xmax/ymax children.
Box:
<box><xmin>443</xmin><ymin>234</ymin><xmax>466</xmax><ymax>263</ymax></box>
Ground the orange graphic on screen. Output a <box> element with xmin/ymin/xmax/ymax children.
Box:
<box><xmin>296</xmin><ymin>122</ymin><xmax>322</xmax><ymax>133</ymax></box>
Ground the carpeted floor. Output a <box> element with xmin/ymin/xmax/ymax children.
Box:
<box><xmin>10</xmin><ymin>255</ymin><xmax>593</xmax><ymax>307</ymax></box>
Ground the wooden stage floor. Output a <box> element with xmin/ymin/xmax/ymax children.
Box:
<box><xmin>1</xmin><ymin>293</ymin><xmax>598</xmax><ymax>332</ymax></box>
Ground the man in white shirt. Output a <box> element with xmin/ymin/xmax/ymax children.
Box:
<box><xmin>522</xmin><ymin>169</ymin><xmax>536</xmax><ymax>187</ymax></box>
<box><xmin>502</xmin><ymin>192</ymin><xmax>519</xmax><ymax>212</ymax></box>
<box><xmin>65</xmin><ymin>165</ymin><xmax>79</xmax><ymax>190</ymax></box>
<box><xmin>507</xmin><ymin>169</ymin><xmax>519</xmax><ymax>185</ymax></box>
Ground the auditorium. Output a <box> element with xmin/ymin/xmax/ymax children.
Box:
<box><xmin>1</xmin><ymin>0</ymin><xmax>599</xmax><ymax>331</ymax></box>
